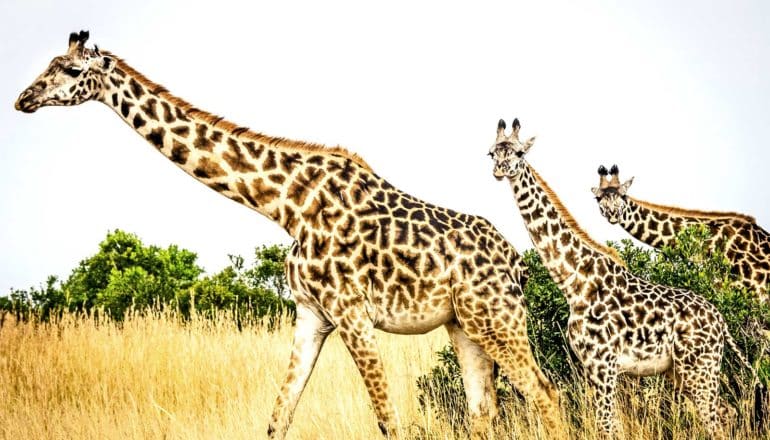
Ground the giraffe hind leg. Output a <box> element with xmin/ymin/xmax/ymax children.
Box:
<box><xmin>453</xmin><ymin>287</ymin><xmax>563</xmax><ymax>437</ymax></box>
<box><xmin>445</xmin><ymin>321</ymin><xmax>499</xmax><ymax>439</ymax></box>
<box><xmin>669</xmin><ymin>354</ymin><xmax>727</xmax><ymax>439</ymax></box>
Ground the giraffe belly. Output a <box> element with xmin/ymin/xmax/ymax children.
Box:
<box><xmin>371</xmin><ymin>292</ymin><xmax>455</xmax><ymax>335</ymax></box>
<box><xmin>617</xmin><ymin>352</ymin><xmax>673</xmax><ymax>377</ymax></box>
<box><xmin>373</xmin><ymin>307</ymin><xmax>455</xmax><ymax>334</ymax></box>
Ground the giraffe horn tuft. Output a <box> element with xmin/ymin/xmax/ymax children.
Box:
<box><xmin>498</xmin><ymin>119</ymin><xmax>506</xmax><ymax>130</ymax></box>
<box><xmin>598</xmin><ymin>165</ymin><xmax>608</xmax><ymax>176</ymax></box>
<box><xmin>609</xmin><ymin>164</ymin><xmax>619</xmax><ymax>175</ymax></box>
<box><xmin>512</xmin><ymin>118</ymin><xmax>521</xmax><ymax>132</ymax></box>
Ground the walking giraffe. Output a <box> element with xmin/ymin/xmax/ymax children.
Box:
<box><xmin>592</xmin><ymin>165</ymin><xmax>770</xmax><ymax>301</ymax></box>
<box><xmin>14</xmin><ymin>31</ymin><xmax>562</xmax><ymax>438</ymax></box>
<box><xmin>488</xmin><ymin>118</ymin><xmax>751</xmax><ymax>438</ymax></box>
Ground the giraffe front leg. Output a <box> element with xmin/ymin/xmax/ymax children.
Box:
<box><xmin>336</xmin><ymin>303</ymin><xmax>398</xmax><ymax>437</ymax></box>
<box><xmin>445</xmin><ymin>321</ymin><xmax>498</xmax><ymax>439</ymax></box>
<box><xmin>584</xmin><ymin>359</ymin><xmax>620</xmax><ymax>439</ymax></box>
<box><xmin>268</xmin><ymin>303</ymin><xmax>333</xmax><ymax>439</ymax></box>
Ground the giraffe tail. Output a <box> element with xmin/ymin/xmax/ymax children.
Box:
<box><xmin>723</xmin><ymin>324</ymin><xmax>759</xmax><ymax>383</ymax></box>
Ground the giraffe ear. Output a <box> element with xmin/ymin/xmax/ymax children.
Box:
<box><xmin>591</xmin><ymin>187</ymin><xmax>603</xmax><ymax>198</ymax></box>
<box><xmin>619</xmin><ymin>177</ymin><xmax>634</xmax><ymax>195</ymax></box>
<box><xmin>97</xmin><ymin>55</ymin><xmax>116</xmax><ymax>73</ymax></box>
<box><xmin>522</xmin><ymin>136</ymin><xmax>536</xmax><ymax>153</ymax></box>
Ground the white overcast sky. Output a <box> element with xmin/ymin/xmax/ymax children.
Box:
<box><xmin>1</xmin><ymin>1</ymin><xmax>768</xmax><ymax>294</ymax></box>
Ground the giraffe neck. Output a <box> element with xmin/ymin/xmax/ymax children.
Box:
<box><xmin>619</xmin><ymin>198</ymin><xmax>739</xmax><ymax>250</ymax></box>
<box><xmin>95</xmin><ymin>55</ymin><xmax>375</xmax><ymax>240</ymax></box>
<box><xmin>509</xmin><ymin>163</ymin><xmax>624</xmax><ymax>299</ymax></box>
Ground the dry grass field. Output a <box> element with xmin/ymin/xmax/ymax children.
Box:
<box><xmin>0</xmin><ymin>312</ymin><xmax>763</xmax><ymax>439</ymax></box>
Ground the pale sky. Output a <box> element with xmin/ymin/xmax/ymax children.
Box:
<box><xmin>1</xmin><ymin>1</ymin><xmax>768</xmax><ymax>294</ymax></box>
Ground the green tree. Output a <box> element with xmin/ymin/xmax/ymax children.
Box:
<box><xmin>0</xmin><ymin>230</ymin><xmax>295</xmax><ymax>323</ymax></box>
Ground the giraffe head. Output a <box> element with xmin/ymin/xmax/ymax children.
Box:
<box><xmin>15</xmin><ymin>30</ymin><xmax>116</xmax><ymax>113</ymax></box>
<box><xmin>591</xmin><ymin>164</ymin><xmax>634</xmax><ymax>224</ymax></box>
<box><xmin>488</xmin><ymin>118</ymin><xmax>536</xmax><ymax>180</ymax></box>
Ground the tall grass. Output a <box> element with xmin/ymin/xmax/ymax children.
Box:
<box><xmin>0</xmin><ymin>312</ymin><xmax>764</xmax><ymax>439</ymax></box>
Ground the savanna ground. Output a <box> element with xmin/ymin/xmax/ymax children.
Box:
<box><xmin>0</xmin><ymin>311</ymin><xmax>764</xmax><ymax>439</ymax></box>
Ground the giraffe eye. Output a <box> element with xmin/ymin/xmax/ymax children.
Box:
<box><xmin>63</xmin><ymin>67</ymin><xmax>83</xmax><ymax>78</ymax></box>
<box><xmin>515</xmin><ymin>151</ymin><xmax>524</xmax><ymax>158</ymax></box>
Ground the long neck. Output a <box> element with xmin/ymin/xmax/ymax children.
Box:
<box><xmin>509</xmin><ymin>163</ymin><xmax>624</xmax><ymax>300</ymax></box>
<box><xmin>619</xmin><ymin>197</ymin><xmax>746</xmax><ymax>250</ymax></box>
<box><xmin>95</xmin><ymin>56</ymin><xmax>375</xmax><ymax>240</ymax></box>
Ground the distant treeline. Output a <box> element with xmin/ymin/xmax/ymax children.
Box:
<box><xmin>0</xmin><ymin>230</ymin><xmax>295</xmax><ymax>324</ymax></box>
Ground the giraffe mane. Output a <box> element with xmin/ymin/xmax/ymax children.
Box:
<box><xmin>108</xmin><ymin>53</ymin><xmax>373</xmax><ymax>171</ymax></box>
<box><xmin>630</xmin><ymin>197</ymin><xmax>756</xmax><ymax>224</ymax></box>
<box><xmin>528</xmin><ymin>165</ymin><xmax>626</xmax><ymax>267</ymax></box>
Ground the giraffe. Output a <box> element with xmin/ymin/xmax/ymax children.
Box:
<box><xmin>14</xmin><ymin>31</ymin><xmax>563</xmax><ymax>439</ymax></box>
<box><xmin>488</xmin><ymin>118</ymin><xmax>753</xmax><ymax>438</ymax></box>
<box><xmin>592</xmin><ymin>164</ymin><xmax>770</xmax><ymax>301</ymax></box>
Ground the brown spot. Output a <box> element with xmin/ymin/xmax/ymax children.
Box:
<box><xmin>252</xmin><ymin>178</ymin><xmax>281</xmax><ymax>207</ymax></box>
<box><xmin>193</xmin><ymin>124</ymin><xmax>215</xmax><ymax>151</ymax></box>
<box><xmin>132</xmin><ymin>114</ymin><xmax>146</xmax><ymax>129</ymax></box>
<box><xmin>206</xmin><ymin>182</ymin><xmax>229</xmax><ymax>192</ymax></box>
<box><xmin>120</xmin><ymin>100</ymin><xmax>133</xmax><ymax>118</ymax></box>
<box><xmin>141</xmin><ymin>98</ymin><xmax>158</xmax><ymax>121</ymax></box>
<box><xmin>129</xmin><ymin>78</ymin><xmax>144</xmax><ymax>99</ymax></box>
<box><xmin>161</xmin><ymin>101</ymin><xmax>176</xmax><ymax>123</ymax></box>
<box><xmin>145</xmin><ymin>127</ymin><xmax>165</xmax><ymax>149</ymax></box>
<box><xmin>263</xmin><ymin>150</ymin><xmax>277</xmax><ymax>171</ymax></box>
<box><xmin>223</xmin><ymin>138</ymin><xmax>257</xmax><ymax>173</ymax></box>
<box><xmin>193</xmin><ymin>157</ymin><xmax>226</xmax><ymax>178</ymax></box>
<box><xmin>281</xmin><ymin>205</ymin><xmax>299</xmax><ymax>233</ymax></box>
<box><xmin>171</xmin><ymin>125</ymin><xmax>190</xmax><ymax>137</ymax></box>
<box><xmin>280</xmin><ymin>152</ymin><xmax>303</xmax><ymax>173</ymax></box>
<box><xmin>243</xmin><ymin>141</ymin><xmax>263</xmax><ymax>159</ymax></box>
<box><xmin>171</xmin><ymin>140</ymin><xmax>189</xmax><ymax>164</ymax></box>
<box><xmin>269</xmin><ymin>174</ymin><xmax>286</xmax><ymax>184</ymax></box>
<box><xmin>287</xmin><ymin>166</ymin><xmax>324</xmax><ymax>206</ymax></box>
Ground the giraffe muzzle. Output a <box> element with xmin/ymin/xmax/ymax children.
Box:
<box><xmin>15</xmin><ymin>89</ymin><xmax>41</xmax><ymax>113</ymax></box>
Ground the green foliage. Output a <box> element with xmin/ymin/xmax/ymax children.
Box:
<box><xmin>417</xmin><ymin>225</ymin><xmax>769</xmax><ymax>431</ymax></box>
<box><xmin>521</xmin><ymin>249</ymin><xmax>573</xmax><ymax>382</ymax></box>
<box><xmin>416</xmin><ymin>345</ymin><xmax>521</xmax><ymax>434</ymax></box>
<box><xmin>3</xmin><ymin>230</ymin><xmax>294</xmax><ymax>323</ymax></box>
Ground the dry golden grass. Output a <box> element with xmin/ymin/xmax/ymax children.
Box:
<box><xmin>0</xmin><ymin>312</ymin><xmax>763</xmax><ymax>439</ymax></box>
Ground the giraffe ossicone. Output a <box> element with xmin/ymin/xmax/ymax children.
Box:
<box><xmin>489</xmin><ymin>118</ymin><xmax>753</xmax><ymax>439</ymax></box>
<box><xmin>16</xmin><ymin>31</ymin><xmax>564</xmax><ymax>439</ymax></box>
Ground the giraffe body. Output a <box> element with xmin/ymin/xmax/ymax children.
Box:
<box><xmin>593</xmin><ymin>165</ymin><xmax>770</xmax><ymax>301</ymax></box>
<box><xmin>489</xmin><ymin>119</ymin><xmax>750</xmax><ymax>438</ymax></box>
<box><xmin>15</xmin><ymin>32</ymin><xmax>562</xmax><ymax>439</ymax></box>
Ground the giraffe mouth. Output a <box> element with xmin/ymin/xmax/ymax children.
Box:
<box><xmin>15</xmin><ymin>92</ymin><xmax>41</xmax><ymax>113</ymax></box>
